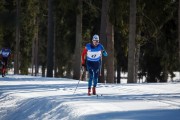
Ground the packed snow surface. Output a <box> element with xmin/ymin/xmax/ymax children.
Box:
<box><xmin>0</xmin><ymin>75</ymin><xmax>180</xmax><ymax>120</ymax></box>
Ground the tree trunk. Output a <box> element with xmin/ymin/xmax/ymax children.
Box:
<box><xmin>35</xmin><ymin>18</ymin><xmax>39</xmax><ymax>76</ymax></box>
<box><xmin>47</xmin><ymin>0</ymin><xmax>54</xmax><ymax>77</ymax></box>
<box><xmin>106</xmin><ymin>22</ymin><xmax>114</xmax><ymax>83</ymax></box>
<box><xmin>31</xmin><ymin>15</ymin><xmax>39</xmax><ymax>76</ymax></box>
<box><xmin>73</xmin><ymin>0</ymin><xmax>82</xmax><ymax>80</ymax></box>
<box><xmin>31</xmin><ymin>33</ymin><xmax>35</xmax><ymax>76</ymax></box>
<box><xmin>99</xmin><ymin>0</ymin><xmax>109</xmax><ymax>83</ymax></box>
<box><xmin>14</xmin><ymin>0</ymin><xmax>20</xmax><ymax>74</ymax></box>
<box><xmin>42</xmin><ymin>65</ymin><xmax>45</xmax><ymax>77</ymax></box>
<box><xmin>54</xmin><ymin>16</ymin><xmax>57</xmax><ymax>77</ymax></box>
<box><xmin>135</xmin><ymin>43</ymin><xmax>140</xmax><ymax>83</ymax></box>
<box><xmin>178</xmin><ymin>0</ymin><xmax>180</xmax><ymax>78</ymax></box>
<box><xmin>128</xmin><ymin>0</ymin><xmax>136</xmax><ymax>83</ymax></box>
<box><xmin>117</xmin><ymin>62</ymin><xmax>121</xmax><ymax>83</ymax></box>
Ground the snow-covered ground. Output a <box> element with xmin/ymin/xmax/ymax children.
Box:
<box><xmin>0</xmin><ymin>75</ymin><xmax>180</xmax><ymax>120</ymax></box>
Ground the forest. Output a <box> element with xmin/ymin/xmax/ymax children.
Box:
<box><xmin>0</xmin><ymin>0</ymin><xmax>179</xmax><ymax>83</ymax></box>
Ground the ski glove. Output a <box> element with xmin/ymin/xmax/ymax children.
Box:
<box><xmin>102</xmin><ymin>50</ymin><xmax>108</xmax><ymax>57</ymax></box>
<box><xmin>82</xmin><ymin>64</ymin><xmax>87</xmax><ymax>71</ymax></box>
<box><xmin>82</xmin><ymin>64</ymin><xmax>86</xmax><ymax>67</ymax></box>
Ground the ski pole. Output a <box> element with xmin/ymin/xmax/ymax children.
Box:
<box><xmin>73</xmin><ymin>67</ymin><xmax>84</xmax><ymax>94</ymax></box>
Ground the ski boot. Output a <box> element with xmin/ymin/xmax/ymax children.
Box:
<box><xmin>92</xmin><ymin>87</ymin><xmax>96</xmax><ymax>95</ymax></box>
<box><xmin>88</xmin><ymin>88</ymin><xmax>91</xmax><ymax>96</ymax></box>
<box><xmin>2</xmin><ymin>67</ymin><xmax>5</xmax><ymax>77</ymax></box>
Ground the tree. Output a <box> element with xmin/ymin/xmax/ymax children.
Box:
<box><xmin>53</xmin><ymin>0</ymin><xmax>76</xmax><ymax>78</ymax></box>
<box><xmin>73</xmin><ymin>0</ymin><xmax>82</xmax><ymax>80</ymax></box>
<box><xmin>99</xmin><ymin>0</ymin><xmax>109</xmax><ymax>83</ymax></box>
<box><xmin>109</xmin><ymin>0</ymin><xmax>129</xmax><ymax>83</ymax></box>
<box><xmin>138</xmin><ymin>0</ymin><xmax>178</xmax><ymax>82</ymax></box>
<box><xmin>106</xmin><ymin>0</ymin><xmax>115</xmax><ymax>83</ymax></box>
<box><xmin>17</xmin><ymin>0</ymin><xmax>39</xmax><ymax>74</ymax></box>
<box><xmin>106</xmin><ymin>20</ymin><xmax>115</xmax><ymax>83</ymax></box>
<box><xmin>47</xmin><ymin>0</ymin><xmax>54</xmax><ymax>77</ymax></box>
<box><xmin>31</xmin><ymin>14</ymin><xmax>39</xmax><ymax>76</ymax></box>
<box><xmin>38</xmin><ymin>0</ymin><xmax>48</xmax><ymax>77</ymax></box>
<box><xmin>14</xmin><ymin>0</ymin><xmax>20</xmax><ymax>74</ymax></box>
<box><xmin>178</xmin><ymin>0</ymin><xmax>180</xmax><ymax>78</ymax></box>
<box><xmin>128</xmin><ymin>0</ymin><xmax>136</xmax><ymax>83</ymax></box>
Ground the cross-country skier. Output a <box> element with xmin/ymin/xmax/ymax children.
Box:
<box><xmin>81</xmin><ymin>34</ymin><xmax>107</xmax><ymax>95</ymax></box>
<box><xmin>0</xmin><ymin>46</ymin><xmax>11</xmax><ymax>77</ymax></box>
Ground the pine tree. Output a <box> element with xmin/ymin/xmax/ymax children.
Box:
<box><xmin>128</xmin><ymin>0</ymin><xmax>136</xmax><ymax>83</ymax></box>
<box><xmin>47</xmin><ymin>0</ymin><xmax>54</xmax><ymax>77</ymax></box>
<box><xmin>73</xmin><ymin>0</ymin><xmax>82</xmax><ymax>80</ymax></box>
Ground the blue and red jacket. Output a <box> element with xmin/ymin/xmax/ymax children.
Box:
<box><xmin>81</xmin><ymin>43</ymin><xmax>107</xmax><ymax>65</ymax></box>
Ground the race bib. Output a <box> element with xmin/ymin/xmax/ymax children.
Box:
<box><xmin>2</xmin><ymin>52</ymin><xmax>10</xmax><ymax>57</ymax></box>
<box><xmin>87</xmin><ymin>51</ymin><xmax>101</xmax><ymax>61</ymax></box>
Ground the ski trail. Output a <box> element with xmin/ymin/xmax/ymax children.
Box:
<box><xmin>1</xmin><ymin>75</ymin><xmax>180</xmax><ymax>120</ymax></box>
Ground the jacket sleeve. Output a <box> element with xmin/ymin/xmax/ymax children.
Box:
<box><xmin>100</xmin><ymin>44</ymin><xmax>108</xmax><ymax>57</ymax></box>
<box><xmin>81</xmin><ymin>47</ymin><xmax>87</xmax><ymax>65</ymax></box>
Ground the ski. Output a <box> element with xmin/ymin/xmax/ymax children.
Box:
<box><xmin>87</xmin><ymin>94</ymin><xmax>103</xmax><ymax>98</ymax></box>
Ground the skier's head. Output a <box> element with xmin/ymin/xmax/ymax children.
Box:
<box><xmin>92</xmin><ymin>34</ymin><xmax>99</xmax><ymax>41</ymax></box>
<box><xmin>92</xmin><ymin>34</ymin><xmax>99</xmax><ymax>46</ymax></box>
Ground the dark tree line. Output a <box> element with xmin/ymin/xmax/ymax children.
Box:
<box><xmin>0</xmin><ymin>0</ymin><xmax>179</xmax><ymax>83</ymax></box>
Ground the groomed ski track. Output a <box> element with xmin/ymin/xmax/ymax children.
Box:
<box><xmin>0</xmin><ymin>75</ymin><xmax>180</xmax><ymax>120</ymax></box>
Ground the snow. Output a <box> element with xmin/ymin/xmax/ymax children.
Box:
<box><xmin>0</xmin><ymin>75</ymin><xmax>180</xmax><ymax>120</ymax></box>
